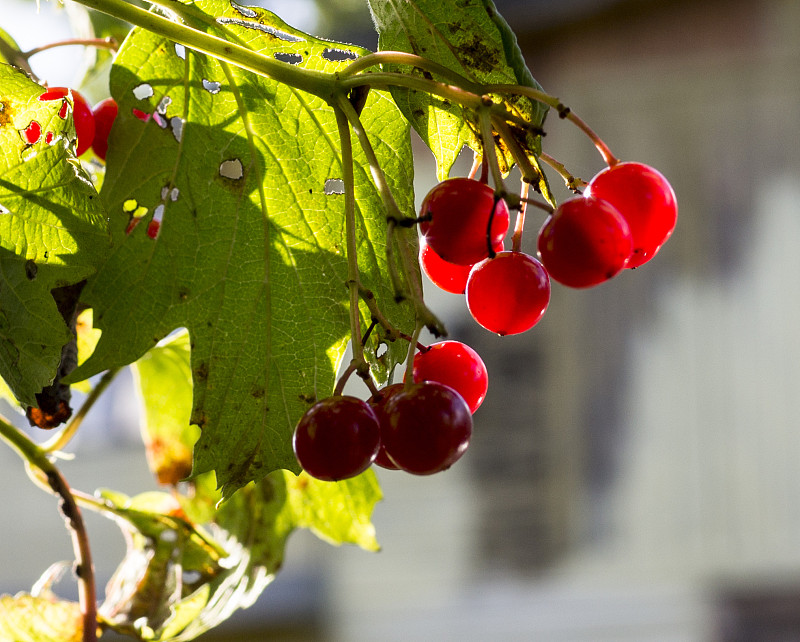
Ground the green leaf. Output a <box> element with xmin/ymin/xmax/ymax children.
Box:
<box><xmin>0</xmin><ymin>64</ymin><xmax>109</xmax><ymax>405</ymax></box>
<box><xmin>365</xmin><ymin>0</ymin><xmax>550</xmax><ymax>186</ymax></box>
<box><xmin>0</xmin><ymin>593</ymin><xmax>83</xmax><ymax>642</ymax></box>
<box><xmin>70</xmin><ymin>2</ymin><xmax>417</xmax><ymax>495</ymax></box>
<box><xmin>96</xmin><ymin>469</ymin><xmax>380</xmax><ymax>641</ymax></box>
<box><xmin>131</xmin><ymin>330</ymin><xmax>198</xmax><ymax>485</ymax></box>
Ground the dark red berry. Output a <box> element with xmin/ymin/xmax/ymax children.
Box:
<box><xmin>39</xmin><ymin>87</ymin><xmax>95</xmax><ymax>156</ymax></box>
<box><xmin>381</xmin><ymin>382</ymin><xmax>472</xmax><ymax>475</ymax></box>
<box><xmin>91</xmin><ymin>97</ymin><xmax>118</xmax><ymax>160</ymax></box>
<box><xmin>368</xmin><ymin>383</ymin><xmax>404</xmax><ymax>470</ymax></box>
<box><xmin>412</xmin><ymin>341</ymin><xmax>488</xmax><ymax>413</ymax></box>
<box><xmin>537</xmin><ymin>196</ymin><xmax>633</xmax><ymax>288</ymax></box>
<box><xmin>292</xmin><ymin>396</ymin><xmax>380</xmax><ymax>481</ymax></box>
<box><xmin>466</xmin><ymin>251</ymin><xmax>550</xmax><ymax>336</ymax></box>
<box><xmin>586</xmin><ymin>162</ymin><xmax>677</xmax><ymax>268</ymax></box>
<box><xmin>419</xmin><ymin>178</ymin><xmax>509</xmax><ymax>265</ymax></box>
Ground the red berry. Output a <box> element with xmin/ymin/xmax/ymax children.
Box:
<box><xmin>368</xmin><ymin>384</ymin><xmax>404</xmax><ymax>470</ymax></box>
<box><xmin>412</xmin><ymin>341</ymin><xmax>488</xmax><ymax>413</ymax></box>
<box><xmin>381</xmin><ymin>382</ymin><xmax>472</xmax><ymax>475</ymax></box>
<box><xmin>91</xmin><ymin>97</ymin><xmax>118</xmax><ymax>160</ymax></box>
<box><xmin>292</xmin><ymin>396</ymin><xmax>380</xmax><ymax>481</ymax></box>
<box><xmin>587</xmin><ymin>162</ymin><xmax>677</xmax><ymax>268</ymax></box>
<box><xmin>39</xmin><ymin>87</ymin><xmax>95</xmax><ymax>156</ymax></box>
<box><xmin>537</xmin><ymin>196</ymin><xmax>633</xmax><ymax>288</ymax></box>
<box><xmin>466</xmin><ymin>251</ymin><xmax>550</xmax><ymax>336</ymax></box>
<box><xmin>419</xmin><ymin>178</ymin><xmax>510</xmax><ymax>265</ymax></box>
<box><xmin>420</xmin><ymin>240</ymin><xmax>504</xmax><ymax>295</ymax></box>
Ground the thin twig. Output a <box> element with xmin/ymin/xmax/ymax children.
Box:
<box><xmin>24</xmin><ymin>37</ymin><xmax>118</xmax><ymax>58</ymax></box>
<box><xmin>0</xmin><ymin>417</ymin><xmax>97</xmax><ymax>642</ymax></box>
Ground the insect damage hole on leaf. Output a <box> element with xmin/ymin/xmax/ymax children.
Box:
<box><xmin>324</xmin><ymin>179</ymin><xmax>345</xmax><ymax>195</ymax></box>
<box><xmin>133</xmin><ymin>83</ymin><xmax>154</xmax><ymax>100</ymax></box>
<box><xmin>147</xmin><ymin>204</ymin><xmax>165</xmax><ymax>239</ymax></box>
<box><xmin>219</xmin><ymin>158</ymin><xmax>244</xmax><ymax>180</ymax></box>
<box><xmin>170</xmin><ymin>117</ymin><xmax>185</xmax><ymax>142</ymax></box>
<box><xmin>215</xmin><ymin>17</ymin><xmax>305</xmax><ymax>42</ymax></box>
<box><xmin>175</xmin><ymin>43</ymin><xmax>186</xmax><ymax>59</ymax></box>
<box><xmin>230</xmin><ymin>0</ymin><xmax>257</xmax><ymax>18</ymax></box>
<box><xmin>274</xmin><ymin>52</ymin><xmax>302</xmax><ymax>65</ymax></box>
<box><xmin>23</xmin><ymin>120</ymin><xmax>41</xmax><ymax>144</ymax></box>
<box><xmin>322</xmin><ymin>48</ymin><xmax>359</xmax><ymax>62</ymax></box>
<box><xmin>202</xmin><ymin>79</ymin><xmax>222</xmax><ymax>94</ymax></box>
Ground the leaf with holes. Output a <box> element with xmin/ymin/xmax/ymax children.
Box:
<box><xmin>0</xmin><ymin>64</ymin><xmax>109</xmax><ymax>406</ymax></box>
<box><xmin>69</xmin><ymin>2</ymin><xmax>417</xmax><ymax>496</ymax></box>
<box><xmin>366</xmin><ymin>0</ymin><xmax>551</xmax><ymax>191</ymax></box>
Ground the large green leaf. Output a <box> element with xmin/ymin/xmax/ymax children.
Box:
<box><xmin>366</xmin><ymin>0</ymin><xmax>550</xmax><ymax>185</ymax></box>
<box><xmin>0</xmin><ymin>64</ymin><xmax>109</xmax><ymax>406</ymax></box>
<box><xmin>70</xmin><ymin>1</ymin><xmax>417</xmax><ymax>496</ymax></box>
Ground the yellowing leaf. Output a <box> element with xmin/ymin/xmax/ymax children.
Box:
<box><xmin>0</xmin><ymin>593</ymin><xmax>83</xmax><ymax>642</ymax></box>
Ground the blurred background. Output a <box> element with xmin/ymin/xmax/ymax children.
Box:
<box><xmin>3</xmin><ymin>0</ymin><xmax>800</xmax><ymax>639</ymax></box>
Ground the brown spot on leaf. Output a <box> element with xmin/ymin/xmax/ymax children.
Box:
<box><xmin>194</xmin><ymin>362</ymin><xmax>209</xmax><ymax>382</ymax></box>
<box><xmin>455</xmin><ymin>34</ymin><xmax>499</xmax><ymax>74</ymax></box>
<box><xmin>0</xmin><ymin>99</ymin><xmax>13</xmax><ymax>126</ymax></box>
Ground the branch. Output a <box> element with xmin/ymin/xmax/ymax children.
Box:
<box><xmin>0</xmin><ymin>417</ymin><xmax>97</xmax><ymax>642</ymax></box>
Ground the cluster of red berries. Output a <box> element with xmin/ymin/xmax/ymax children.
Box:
<box><xmin>419</xmin><ymin>162</ymin><xmax>677</xmax><ymax>333</ymax></box>
<box><xmin>294</xmin><ymin>160</ymin><xmax>676</xmax><ymax>482</ymax></box>
<box><xmin>293</xmin><ymin>340</ymin><xmax>487</xmax><ymax>481</ymax></box>
<box><xmin>32</xmin><ymin>86</ymin><xmax>117</xmax><ymax>159</ymax></box>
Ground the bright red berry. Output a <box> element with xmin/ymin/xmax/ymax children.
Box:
<box><xmin>381</xmin><ymin>382</ymin><xmax>472</xmax><ymax>475</ymax></box>
<box><xmin>39</xmin><ymin>87</ymin><xmax>95</xmax><ymax>156</ymax></box>
<box><xmin>420</xmin><ymin>240</ymin><xmax>504</xmax><ymax>295</ymax></box>
<box><xmin>368</xmin><ymin>383</ymin><xmax>404</xmax><ymax>470</ymax></box>
<box><xmin>292</xmin><ymin>396</ymin><xmax>380</xmax><ymax>481</ymax></box>
<box><xmin>586</xmin><ymin>162</ymin><xmax>677</xmax><ymax>268</ymax></box>
<box><xmin>412</xmin><ymin>341</ymin><xmax>488</xmax><ymax>413</ymax></box>
<box><xmin>91</xmin><ymin>97</ymin><xmax>118</xmax><ymax>160</ymax></box>
<box><xmin>419</xmin><ymin>178</ymin><xmax>510</xmax><ymax>265</ymax></box>
<box><xmin>537</xmin><ymin>196</ymin><xmax>633</xmax><ymax>288</ymax></box>
<box><xmin>466</xmin><ymin>251</ymin><xmax>550</xmax><ymax>336</ymax></box>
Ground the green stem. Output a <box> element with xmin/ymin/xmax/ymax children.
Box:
<box><xmin>478</xmin><ymin>106</ymin><xmax>505</xmax><ymax>190</ymax></box>
<box><xmin>70</xmin><ymin>0</ymin><xmax>336</xmax><ymax>98</ymax></box>
<box><xmin>337</xmin><ymin>95</ymin><xmax>446</xmax><ymax>338</ymax></box>
<box><xmin>0</xmin><ymin>418</ymin><xmax>97</xmax><ymax>642</ymax></box>
<box><xmin>491</xmin><ymin>114</ymin><xmax>541</xmax><ymax>188</ymax></box>
<box><xmin>42</xmin><ymin>368</ymin><xmax>121</xmax><ymax>453</ymax></box>
<box><xmin>340</xmin><ymin>51</ymin><xmax>481</xmax><ymax>91</ymax></box>
<box><xmin>334</xmin><ymin>105</ymin><xmax>371</xmax><ymax>391</ymax></box>
<box><xmin>339</xmin><ymin>72</ymin><xmax>484</xmax><ymax>110</ymax></box>
<box><xmin>402</xmin><ymin>322</ymin><xmax>424</xmax><ymax>391</ymax></box>
<box><xmin>511</xmin><ymin>182</ymin><xmax>529</xmax><ymax>253</ymax></box>
<box><xmin>539</xmin><ymin>152</ymin><xmax>587</xmax><ymax>192</ymax></box>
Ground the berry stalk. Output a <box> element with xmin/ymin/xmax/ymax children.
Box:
<box><xmin>334</xmin><ymin>106</ymin><xmax>371</xmax><ymax>390</ymax></box>
<box><xmin>337</xmin><ymin>95</ymin><xmax>446</xmax><ymax>338</ymax></box>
